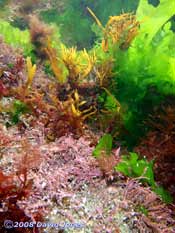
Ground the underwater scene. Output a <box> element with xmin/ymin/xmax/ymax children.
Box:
<box><xmin>0</xmin><ymin>0</ymin><xmax>175</xmax><ymax>232</ymax></box>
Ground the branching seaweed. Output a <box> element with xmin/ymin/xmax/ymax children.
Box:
<box><xmin>45</xmin><ymin>38</ymin><xmax>68</xmax><ymax>83</ymax></box>
<box><xmin>87</xmin><ymin>7</ymin><xmax>139</xmax><ymax>51</ymax></box>
<box><xmin>61</xmin><ymin>45</ymin><xmax>96</xmax><ymax>85</ymax></box>
<box><xmin>48</xmin><ymin>89</ymin><xmax>97</xmax><ymax>138</ymax></box>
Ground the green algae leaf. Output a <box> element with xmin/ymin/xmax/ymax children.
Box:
<box><xmin>115</xmin><ymin>152</ymin><xmax>173</xmax><ymax>203</ymax></box>
<box><xmin>153</xmin><ymin>186</ymin><xmax>173</xmax><ymax>204</ymax></box>
<box><xmin>115</xmin><ymin>152</ymin><xmax>155</xmax><ymax>186</ymax></box>
<box><xmin>169</xmin><ymin>57</ymin><xmax>175</xmax><ymax>81</ymax></box>
<box><xmin>93</xmin><ymin>134</ymin><xmax>113</xmax><ymax>158</ymax></box>
<box><xmin>136</xmin><ymin>0</ymin><xmax>175</xmax><ymax>45</ymax></box>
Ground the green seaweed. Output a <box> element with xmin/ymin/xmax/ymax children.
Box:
<box><xmin>115</xmin><ymin>152</ymin><xmax>155</xmax><ymax>186</ymax></box>
<box><xmin>93</xmin><ymin>134</ymin><xmax>113</xmax><ymax>158</ymax></box>
<box><xmin>10</xmin><ymin>100</ymin><xmax>29</xmax><ymax>124</ymax></box>
<box><xmin>0</xmin><ymin>20</ymin><xmax>33</xmax><ymax>56</ymax></box>
<box><xmin>153</xmin><ymin>186</ymin><xmax>173</xmax><ymax>204</ymax></box>
<box><xmin>108</xmin><ymin>0</ymin><xmax>175</xmax><ymax>147</ymax></box>
<box><xmin>115</xmin><ymin>152</ymin><xmax>173</xmax><ymax>203</ymax></box>
<box><xmin>136</xmin><ymin>0</ymin><xmax>175</xmax><ymax>46</ymax></box>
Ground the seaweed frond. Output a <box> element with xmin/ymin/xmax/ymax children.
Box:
<box><xmin>88</xmin><ymin>7</ymin><xmax>139</xmax><ymax>51</ymax></box>
<box><xmin>94</xmin><ymin>59</ymin><xmax>114</xmax><ymax>87</ymax></box>
<box><xmin>105</xmin><ymin>13</ymin><xmax>139</xmax><ymax>50</ymax></box>
<box><xmin>80</xmin><ymin>49</ymin><xmax>96</xmax><ymax>81</ymax></box>
<box><xmin>45</xmin><ymin>38</ymin><xmax>67</xmax><ymax>83</ymax></box>
<box><xmin>61</xmin><ymin>46</ymin><xmax>96</xmax><ymax>85</ymax></box>
<box><xmin>29</xmin><ymin>15</ymin><xmax>53</xmax><ymax>58</ymax></box>
<box><xmin>87</xmin><ymin>7</ymin><xmax>104</xmax><ymax>31</ymax></box>
<box><xmin>70</xmin><ymin>89</ymin><xmax>97</xmax><ymax>120</ymax></box>
<box><xmin>61</xmin><ymin>46</ymin><xmax>81</xmax><ymax>83</ymax></box>
<box><xmin>26</xmin><ymin>56</ymin><xmax>36</xmax><ymax>88</ymax></box>
<box><xmin>49</xmin><ymin>89</ymin><xmax>97</xmax><ymax>137</ymax></box>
